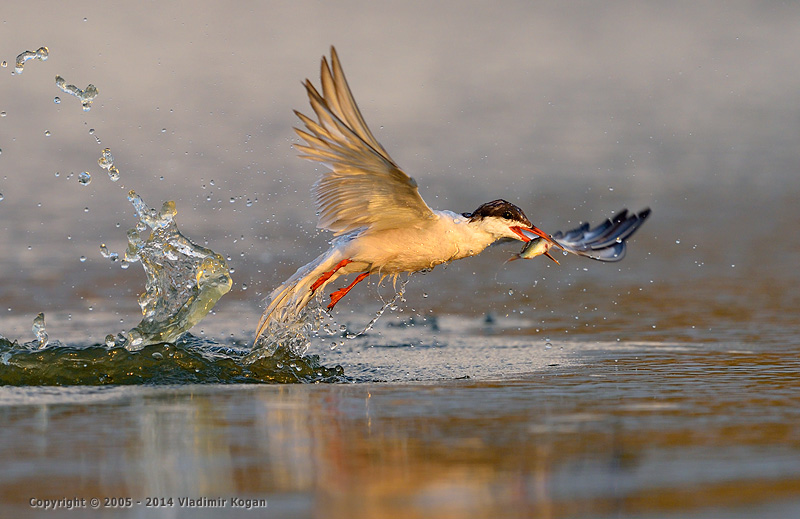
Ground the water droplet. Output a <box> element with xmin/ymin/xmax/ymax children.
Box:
<box><xmin>508</xmin><ymin>289</ymin><xmax>514</xmax><ymax>296</ymax></box>
<box><xmin>675</xmin><ymin>239</ymin><xmax>681</xmax><ymax>244</ymax></box>
<box><xmin>1</xmin><ymin>61</ymin><xmax>6</xmax><ymax>68</ymax></box>
<box><xmin>79</xmin><ymin>255</ymin><xmax>86</xmax><ymax>262</ymax></box>
<box><xmin>55</xmin><ymin>75</ymin><xmax>99</xmax><ymax>111</ymax></box>
<box><xmin>78</xmin><ymin>171</ymin><xmax>91</xmax><ymax>185</ymax></box>
<box><xmin>152</xmin><ymin>351</ymin><xmax>164</xmax><ymax>360</ymax></box>
<box><xmin>14</xmin><ymin>46</ymin><xmax>48</xmax><ymax>74</ymax></box>
<box><xmin>545</xmin><ymin>342</ymin><xmax>552</xmax><ymax>349</ymax></box>
<box><xmin>32</xmin><ymin>312</ymin><xmax>49</xmax><ymax>348</ymax></box>
<box><xmin>54</xmin><ymin>96</ymin><xmax>61</xmax><ymax>104</ymax></box>
<box><xmin>98</xmin><ymin>148</ymin><xmax>121</xmax><ymax>181</ymax></box>
<box><xmin>105</xmin><ymin>334</ymin><xmax>116</xmax><ymax>347</ymax></box>
<box><xmin>0</xmin><ymin>111</ymin><xmax>6</xmax><ymax>117</ymax></box>
<box><xmin>100</xmin><ymin>243</ymin><xmax>119</xmax><ymax>262</ymax></box>
<box><xmin>0</xmin><ymin>193</ymin><xmax>5</xmax><ymax>202</ymax></box>
<box><xmin>44</xmin><ymin>130</ymin><xmax>51</xmax><ymax>137</ymax></box>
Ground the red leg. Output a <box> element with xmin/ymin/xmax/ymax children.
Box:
<box><xmin>328</xmin><ymin>272</ymin><xmax>370</xmax><ymax>310</ymax></box>
<box><xmin>311</xmin><ymin>259</ymin><xmax>352</xmax><ymax>292</ymax></box>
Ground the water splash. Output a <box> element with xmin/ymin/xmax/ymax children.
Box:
<box><xmin>14</xmin><ymin>47</ymin><xmax>48</xmax><ymax>74</ymax></box>
<box><xmin>31</xmin><ymin>313</ymin><xmax>48</xmax><ymax>349</ymax></box>
<box><xmin>111</xmin><ymin>191</ymin><xmax>233</xmax><ymax>351</ymax></box>
<box><xmin>97</xmin><ymin>148</ymin><xmax>120</xmax><ymax>181</ymax></box>
<box><xmin>0</xmin><ymin>335</ymin><xmax>346</xmax><ymax>385</ymax></box>
<box><xmin>345</xmin><ymin>277</ymin><xmax>409</xmax><ymax>339</ymax></box>
<box><xmin>251</xmin><ymin>277</ymin><xmax>411</xmax><ymax>360</ymax></box>
<box><xmin>251</xmin><ymin>305</ymin><xmax>323</xmax><ymax>360</ymax></box>
<box><xmin>55</xmin><ymin>75</ymin><xmax>98</xmax><ymax>111</ymax></box>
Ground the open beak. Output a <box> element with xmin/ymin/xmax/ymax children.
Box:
<box><xmin>510</xmin><ymin>225</ymin><xmax>565</xmax><ymax>251</ymax></box>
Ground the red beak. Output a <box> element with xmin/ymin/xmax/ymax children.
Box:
<box><xmin>510</xmin><ymin>225</ymin><xmax>564</xmax><ymax>250</ymax></box>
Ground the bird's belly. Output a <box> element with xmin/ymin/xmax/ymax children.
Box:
<box><xmin>349</xmin><ymin>229</ymin><xmax>466</xmax><ymax>274</ymax></box>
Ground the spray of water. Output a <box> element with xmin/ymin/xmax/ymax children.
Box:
<box><xmin>0</xmin><ymin>46</ymin><xmax>348</xmax><ymax>384</ymax></box>
<box><xmin>109</xmin><ymin>191</ymin><xmax>232</xmax><ymax>351</ymax></box>
<box><xmin>14</xmin><ymin>47</ymin><xmax>48</xmax><ymax>74</ymax></box>
<box><xmin>55</xmin><ymin>75</ymin><xmax>98</xmax><ymax>111</ymax></box>
<box><xmin>250</xmin><ymin>276</ymin><xmax>411</xmax><ymax>360</ymax></box>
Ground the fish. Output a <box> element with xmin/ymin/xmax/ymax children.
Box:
<box><xmin>510</xmin><ymin>236</ymin><xmax>560</xmax><ymax>264</ymax></box>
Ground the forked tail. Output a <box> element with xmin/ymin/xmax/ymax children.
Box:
<box><xmin>254</xmin><ymin>248</ymin><xmax>348</xmax><ymax>345</ymax></box>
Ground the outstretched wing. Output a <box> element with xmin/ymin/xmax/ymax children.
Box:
<box><xmin>551</xmin><ymin>208</ymin><xmax>651</xmax><ymax>262</ymax></box>
<box><xmin>294</xmin><ymin>47</ymin><xmax>434</xmax><ymax>236</ymax></box>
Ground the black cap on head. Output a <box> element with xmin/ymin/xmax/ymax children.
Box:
<box><xmin>462</xmin><ymin>199</ymin><xmax>532</xmax><ymax>227</ymax></box>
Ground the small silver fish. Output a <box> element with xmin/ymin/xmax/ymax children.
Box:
<box><xmin>510</xmin><ymin>237</ymin><xmax>560</xmax><ymax>264</ymax></box>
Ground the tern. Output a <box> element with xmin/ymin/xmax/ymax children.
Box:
<box><xmin>255</xmin><ymin>47</ymin><xmax>649</xmax><ymax>342</ymax></box>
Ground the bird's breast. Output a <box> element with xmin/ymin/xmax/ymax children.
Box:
<box><xmin>346</xmin><ymin>215</ymin><xmax>493</xmax><ymax>274</ymax></box>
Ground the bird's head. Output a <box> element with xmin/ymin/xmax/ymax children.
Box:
<box><xmin>462</xmin><ymin>199</ymin><xmax>559</xmax><ymax>246</ymax></box>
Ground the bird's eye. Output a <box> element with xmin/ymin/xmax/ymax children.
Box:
<box><xmin>503</xmin><ymin>211</ymin><xmax>513</xmax><ymax>220</ymax></box>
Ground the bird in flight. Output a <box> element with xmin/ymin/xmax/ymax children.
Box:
<box><xmin>255</xmin><ymin>47</ymin><xmax>649</xmax><ymax>343</ymax></box>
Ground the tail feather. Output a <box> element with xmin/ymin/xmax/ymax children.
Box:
<box><xmin>254</xmin><ymin>248</ymin><xmax>348</xmax><ymax>344</ymax></box>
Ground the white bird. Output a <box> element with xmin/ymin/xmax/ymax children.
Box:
<box><xmin>255</xmin><ymin>47</ymin><xmax>646</xmax><ymax>343</ymax></box>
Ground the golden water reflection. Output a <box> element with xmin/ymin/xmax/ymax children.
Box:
<box><xmin>2</xmin><ymin>346</ymin><xmax>799</xmax><ymax>518</ymax></box>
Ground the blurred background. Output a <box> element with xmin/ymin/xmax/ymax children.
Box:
<box><xmin>1</xmin><ymin>0</ymin><xmax>798</xmax><ymax>344</ymax></box>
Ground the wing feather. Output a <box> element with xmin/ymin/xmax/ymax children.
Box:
<box><xmin>295</xmin><ymin>47</ymin><xmax>434</xmax><ymax>235</ymax></box>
